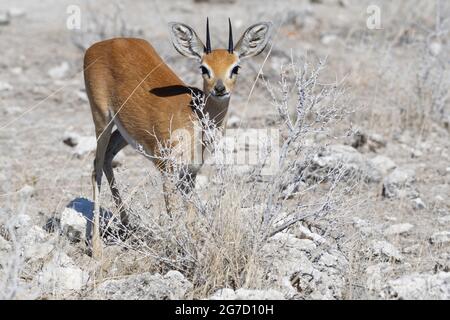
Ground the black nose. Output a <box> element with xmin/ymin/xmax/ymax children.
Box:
<box><xmin>214</xmin><ymin>80</ymin><xmax>226</xmax><ymax>94</ymax></box>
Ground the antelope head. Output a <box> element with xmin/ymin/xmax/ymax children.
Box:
<box><xmin>169</xmin><ymin>18</ymin><xmax>273</xmax><ymax>100</ymax></box>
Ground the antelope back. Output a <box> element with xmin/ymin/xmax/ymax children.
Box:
<box><xmin>84</xmin><ymin>38</ymin><xmax>200</xmax><ymax>164</ymax></box>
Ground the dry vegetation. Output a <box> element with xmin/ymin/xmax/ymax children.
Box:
<box><xmin>0</xmin><ymin>0</ymin><xmax>449</xmax><ymax>300</ymax></box>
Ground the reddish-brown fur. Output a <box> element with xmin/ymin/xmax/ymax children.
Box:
<box><xmin>84</xmin><ymin>38</ymin><xmax>198</xmax><ymax>166</ymax></box>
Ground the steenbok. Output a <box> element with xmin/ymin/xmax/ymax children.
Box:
<box><xmin>84</xmin><ymin>18</ymin><xmax>273</xmax><ymax>258</ymax></box>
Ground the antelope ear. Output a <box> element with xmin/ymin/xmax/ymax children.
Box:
<box><xmin>168</xmin><ymin>22</ymin><xmax>204</xmax><ymax>60</ymax></box>
<box><xmin>234</xmin><ymin>22</ymin><xmax>273</xmax><ymax>59</ymax></box>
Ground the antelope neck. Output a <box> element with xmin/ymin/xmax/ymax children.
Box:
<box><xmin>204</xmin><ymin>94</ymin><xmax>230</xmax><ymax>129</ymax></box>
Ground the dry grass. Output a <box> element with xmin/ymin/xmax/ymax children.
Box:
<box><xmin>84</xmin><ymin>57</ymin><xmax>356</xmax><ymax>298</ymax></box>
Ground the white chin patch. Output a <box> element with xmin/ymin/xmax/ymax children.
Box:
<box><xmin>212</xmin><ymin>93</ymin><xmax>230</xmax><ymax>99</ymax></box>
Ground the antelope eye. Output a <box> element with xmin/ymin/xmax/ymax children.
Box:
<box><xmin>231</xmin><ymin>66</ymin><xmax>240</xmax><ymax>76</ymax></box>
<box><xmin>200</xmin><ymin>66</ymin><xmax>210</xmax><ymax>77</ymax></box>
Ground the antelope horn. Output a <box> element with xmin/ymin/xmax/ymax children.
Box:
<box><xmin>205</xmin><ymin>17</ymin><xmax>211</xmax><ymax>54</ymax></box>
<box><xmin>228</xmin><ymin>18</ymin><xmax>233</xmax><ymax>53</ymax></box>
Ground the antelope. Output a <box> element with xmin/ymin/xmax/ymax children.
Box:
<box><xmin>84</xmin><ymin>18</ymin><xmax>273</xmax><ymax>258</ymax></box>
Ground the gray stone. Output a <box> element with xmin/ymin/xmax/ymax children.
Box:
<box><xmin>209</xmin><ymin>288</ymin><xmax>237</xmax><ymax>300</ymax></box>
<box><xmin>384</xmin><ymin>223</ymin><xmax>414</xmax><ymax>236</ymax></box>
<box><xmin>382</xmin><ymin>168</ymin><xmax>417</xmax><ymax>199</ymax></box>
<box><xmin>321</xmin><ymin>34</ymin><xmax>338</xmax><ymax>45</ymax></box>
<box><xmin>369</xmin><ymin>155</ymin><xmax>396</xmax><ymax>176</ymax></box>
<box><xmin>38</xmin><ymin>253</ymin><xmax>88</xmax><ymax>293</ymax></box>
<box><xmin>10</xmin><ymin>67</ymin><xmax>23</xmax><ymax>75</ymax></box>
<box><xmin>430</xmin><ymin>231</ymin><xmax>450</xmax><ymax>245</ymax></box>
<box><xmin>60</xmin><ymin>207</ymin><xmax>87</xmax><ymax>242</ymax></box>
<box><xmin>263</xmin><ymin>233</ymin><xmax>348</xmax><ymax>299</ymax></box>
<box><xmin>76</xmin><ymin>90</ymin><xmax>89</xmax><ymax>102</ymax></box>
<box><xmin>73</xmin><ymin>136</ymin><xmax>96</xmax><ymax>158</ymax></box>
<box><xmin>370</xmin><ymin>240</ymin><xmax>403</xmax><ymax>262</ymax></box>
<box><xmin>412</xmin><ymin>198</ymin><xmax>426</xmax><ymax>210</ymax></box>
<box><xmin>63</xmin><ymin>131</ymin><xmax>81</xmax><ymax>147</ymax></box>
<box><xmin>0</xmin><ymin>12</ymin><xmax>10</xmax><ymax>26</ymax></box>
<box><xmin>428</xmin><ymin>41</ymin><xmax>442</xmax><ymax>57</ymax></box>
<box><xmin>0</xmin><ymin>81</ymin><xmax>13</xmax><ymax>92</ymax></box>
<box><xmin>195</xmin><ymin>175</ymin><xmax>209</xmax><ymax>190</ymax></box>
<box><xmin>310</xmin><ymin>144</ymin><xmax>375</xmax><ymax>182</ymax></box>
<box><xmin>8</xmin><ymin>7</ymin><xmax>26</xmax><ymax>18</ymax></box>
<box><xmin>94</xmin><ymin>271</ymin><xmax>192</xmax><ymax>299</ymax></box>
<box><xmin>48</xmin><ymin>62</ymin><xmax>70</xmax><ymax>80</ymax></box>
<box><xmin>12</xmin><ymin>213</ymin><xmax>32</xmax><ymax>233</ymax></box>
<box><xmin>24</xmin><ymin>242</ymin><xmax>54</xmax><ymax>262</ymax></box>
<box><xmin>366</xmin><ymin>263</ymin><xmax>394</xmax><ymax>292</ymax></box>
<box><xmin>18</xmin><ymin>184</ymin><xmax>35</xmax><ymax>198</ymax></box>
<box><xmin>382</xmin><ymin>272</ymin><xmax>450</xmax><ymax>300</ymax></box>
<box><xmin>438</xmin><ymin>216</ymin><xmax>450</xmax><ymax>225</ymax></box>
<box><xmin>227</xmin><ymin>115</ymin><xmax>241</xmax><ymax>128</ymax></box>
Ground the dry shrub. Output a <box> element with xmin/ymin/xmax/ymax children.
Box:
<box><xmin>96</xmin><ymin>56</ymin><xmax>357</xmax><ymax>298</ymax></box>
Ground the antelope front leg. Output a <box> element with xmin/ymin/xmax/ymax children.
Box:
<box><xmin>91</xmin><ymin>169</ymin><xmax>103</xmax><ymax>260</ymax></box>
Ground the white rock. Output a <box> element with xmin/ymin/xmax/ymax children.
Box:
<box><xmin>382</xmin><ymin>272</ymin><xmax>450</xmax><ymax>300</ymax></box>
<box><xmin>0</xmin><ymin>235</ymin><xmax>11</xmax><ymax>252</ymax></box>
<box><xmin>0</xmin><ymin>81</ymin><xmax>13</xmax><ymax>92</ymax></box>
<box><xmin>428</xmin><ymin>41</ymin><xmax>442</xmax><ymax>57</ymax></box>
<box><xmin>234</xmin><ymin>288</ymin><xmax>285</xmax><ymax>300</ymax></box>
<box><xmin>19</xmin><ymin>184</ymin><xmax>35</xmax><ymax>197</ymax></box>
<box><xmin>209</xmin><ymin>288</ymin><xmax>237</xmax><ymax>300</ymax></box>
<box><xmin>412</xmin><ymin>198</ymin><xmax>426</xmax><ymax>210</ymax></box>
<box><xmin>24</xmin><ymin>242</ymin><xmax>54</xmax><ymax>262</ymax></box>
<box><xmin>384</xmin><ymin>223</ymin><xmax>414</xmax><ymax>236</ymax></box>
<box><xmin>403</xmin><ymin>244</ymin><xmax>420</xmax><ymax>254</ymax></box>
<box><xmin>312</xmin><ymin>144</ymin><xmax>374</xmax><ymax>182</ymax></box>
<box><xmin>38</xmin><ymin>253</ymin><xmax>88</xmax><ymax>292</ymax></box>
<box><xmin>21</xmin><ymin>226</ymin><xmax>49</xmax><ymax>246</ymax></box>
<box><xmin>438</xmin><ymin>216</ymin><xmax>450</xmax><ymax>225</ymax></box>
<box><xmin>10</xmin><ymin>67</ymin><xmax>23</xmax><ymax>75</ymax></box>
<box><xmin>369</xmin><ymin>155</ymin><xmax>396</xmax><ymax>176</ymax></box>
<box><xmin>318</xmin><ymin>252</ymin><xmax>339</xmax><ymax>268</ymax></box>
<box><xmin>382</xmin><ymin>168</ymin><xmax>417</xmax><ymax>199</ymax></box>
<box><xmin>321</xmin><ymin>34</ymin><xmax>338</xmax><ymax>45</ymax></box>
<box><xmin>8</xmin><ymin>7</ymin><xmax>26</xmax><ymax>18</ymax></box>
<box><xmin>430</xmin><ymin>231</ymin><xmax>450</xmax><ymax>245</ymax></box>
<box><xmin>61</xmin><ymin>207</ymin><xmax>87</xmax><ymax>242</ymax></box>
<box><xmin>48</xmin><ymin>62</ymin><xmax>70</xmax><ymax>80</ymax></box>
<box><xmin>0</xmin><ymin>11</ymin><xmax>10</xmax><ymax>25</ymax></box>
<box><xmin>63</xmin><ymin>131</ymin><xmax>80</xmax><ymax>147</ymax></box>
<box><xmin>370</xmin><ymin>240</ymin><xmax>403</xmax><ymax>262</ymax></box>
<box><xmin>295</xmin><ymin>224</ymin><xmax>327</xmax><ymax>245</ymax></box>
<box><xmin>270</xmin><ymin>233</ymin><xmax>317</xmax><ymax>253</ymax></box>
<box><xmin>77</xmin><ymin>90</ymin><xmax>88</xmax><ymax>102</ymax></box>
<box><xmin>227</xmin><ymin>115</ymin><xmax>241</xmax><ymax>128</ymax></box>
<box><xmin>94</xmin><ymin>270</ymin><xmax>192</xmax><ymax>299</ymax></box>
<box><xmin>263</xmin><ymin>232</ymin><xmax>347</xmax><ymax>299</ymax></box>
<box><xmin>73</xmin><ymin>136</ymin><xmax>96</xmax><ymax>158</ymax></box>
<box><xmin>366</xmin><ymin>263</ymin><xmax>393</xmax><ymax>292</ymax></box>
<box><xmin>411</xmin><ymin>148</ymin><xmax>423</xmax><ymax>158</ymax></box>
<box><xmin>195</xmin><ymin>175</ymin><xmax>209</xmax><ymax>190</ymax></box>
<box><xmin>12</xmin><ymin>213</ymin><xmax>32</xmax><ymax>232</ymax></box>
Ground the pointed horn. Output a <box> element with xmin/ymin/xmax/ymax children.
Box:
<box><xmin>228</xmin><ymin>18</ymin><xmax>233</xmax><ymax>53</ymax></box>
<box><xmin>205</xmin><ymin>17</ymin><xmax>211</xmax><ymax>54</ymax></box>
